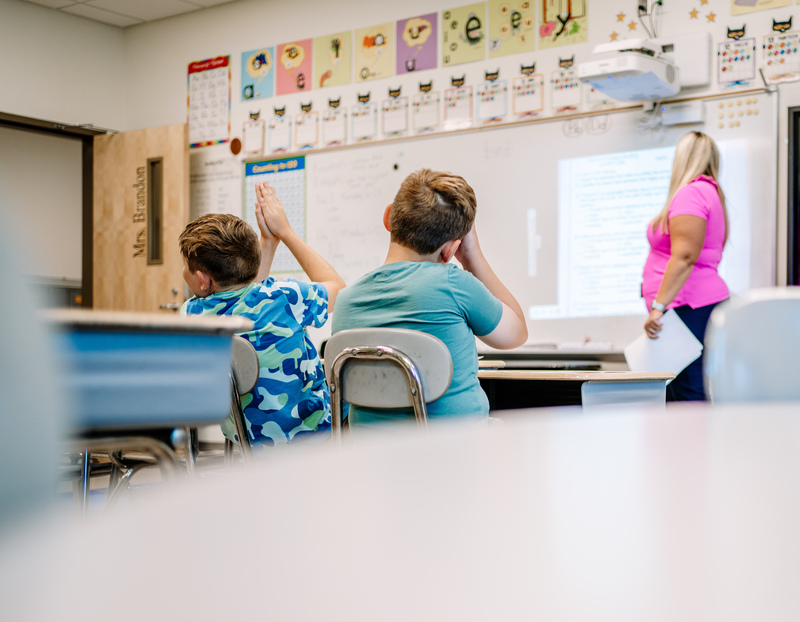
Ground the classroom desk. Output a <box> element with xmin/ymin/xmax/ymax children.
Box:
<box><xmin>46</xmin><ymin>309</ymin><xmax>253</xmax><ymax>502</ymax></box>
<box><xmin>478</xmin><ymin>369</ymin><xmax>675</xmax><ymax>410</ymax></box>
<box><xmin>46</xmin><ymin>309</ymin><xmax>252</xmax><ymax>431</ymax></box>
<box><xmin>3</xmin><ymin>402</ymin><xmax>800</xmax><ymax>620</ymax></box>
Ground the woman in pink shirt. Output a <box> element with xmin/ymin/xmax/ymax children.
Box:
<box><xmin>642</xmin><ymin>131</ymin><xmax>729</xmax><ymax>401</ymax></box>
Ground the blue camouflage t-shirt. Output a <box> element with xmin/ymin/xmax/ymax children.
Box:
<box><xmin>182</xmin><ymin>278</ymin><xmax>330</xmax><ymax>446</ymax></box>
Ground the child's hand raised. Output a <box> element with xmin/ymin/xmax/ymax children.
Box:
<box><xmin>255</xmin><ymin>182</ymin><xmax>292</xmax><ymax>241</ymax></box>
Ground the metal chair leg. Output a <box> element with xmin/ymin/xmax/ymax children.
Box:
<box><xmin>107</xmin><ymin>459</ymin><xmax>122</xmax><ymax>501</ymax></box>
<box><xmin>82</xmin><ymin>437</ymin><xmax>180</xmax><ymax>482</ymax></box>
<box><xmin>229</xmin><ymin>375</ymin><xmax>253</xmax><ymax>464</ymax></box>
<box><xmin>188</xmin><ymin>427</ymin><xmax>199</xmax><ymax>470</ymax></box>
<box><xmin>170</xmin><ymin>427</ymin><xmax>197</xmax><ymax>476</ymax></box>
<box><xmin>79</xmin><ymin>450</ymin><xmax>91</xmax><ymax>513</ymax></box>
<box><xmin>224</xmin><ymin>438</ymin><xmax>235</xmax><ymax>467</ymax></box>
<box><xmin>104</xmin><ymin>462</ymin><xmax>152</xmax><ymax>510</ymax></box>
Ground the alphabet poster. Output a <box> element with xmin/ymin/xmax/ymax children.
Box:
<box><xmin>276</xmin><ymin>39</ymin><xmax>313</xmax><ymax>95</ymax></box>
<box><xmin>188</xmin><ymin>56</ymin><xmax>230</xmax><ymax>148</ymax></box>
<box><xmin>355</xmin><ymin>22</ymin><xmax>395</xmax><ymax>82</ymax></box>
<box><xmin>488</xmin><ymin>0</ymin><xmax>536</xmax><ymax>58</ymax></box>
<box><xmin>241</xmin><ymin>47</ymin><xmax>274</xmax><ymax>101</ymax></box>
<box><xmin>442</xmin><ymin>3</ymin><xmax>487</xmax><ymax>67</ymax></box>
<box><xmin>396</xmin><ymin>13</ymin><xmax>438</xmax><ymax>74</ymax></box>
<box><xmin>314</xmin><ymin>31</ymin><xmax>352</xmax><ymax>88</ymax></box>
<box><xmin>538</xmin><ymin>0</ymin><xmax>588</xmax><ymax>50</ymax></box>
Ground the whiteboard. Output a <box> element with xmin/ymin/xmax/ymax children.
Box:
<box><xmin>305</xmin><ymin>93</ymin><xmax>777</xmax><ymax>349</ymax></box>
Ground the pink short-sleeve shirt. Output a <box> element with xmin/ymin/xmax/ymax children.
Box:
<box><xmin>642</xmin><ymin>175</ymin><xmax>729</xmax><ymax>310</ymax></box>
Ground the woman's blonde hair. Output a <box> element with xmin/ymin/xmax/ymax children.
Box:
<box><xmin>651</xmin><ymin>131</ymin><xmax>728</xmax><ymax>243</ymax></box>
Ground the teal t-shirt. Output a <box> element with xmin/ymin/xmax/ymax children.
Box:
<box><xmin>331</xmin><ymin>261</ymin><xmax>503</xmax><ymax>427</ymax></box>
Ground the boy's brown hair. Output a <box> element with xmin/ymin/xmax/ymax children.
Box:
<box><xmin>389</xmin><ymin>169</ymin><xmax>477</xmax><ymax>254</ymax></box>
<box><xmin>179</xmin><ymin>213</ymin><xmax>261</xmax><ymax>287</ymax></box>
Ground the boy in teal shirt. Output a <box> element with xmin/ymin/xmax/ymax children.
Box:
<box><xmin>332</xmin><ymin>168</ymin><xmax>527</xmax><ymax>428</ymax></box>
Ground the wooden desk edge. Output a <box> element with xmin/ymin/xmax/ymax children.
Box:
<box><xmin>478</xmin><ymin>360</ymin><xmax>506</xmax><ymax>369</ymax></box>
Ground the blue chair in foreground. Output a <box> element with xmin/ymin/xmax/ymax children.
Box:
<box><xmin>323</xmin><ymin>328</ymin><xmax>453</xmax><ymax>441</ymax></box>
<box><xmin>704</xmin><ymin>287</ymin><xmax>800</xmax><ymax>403</ymax></box>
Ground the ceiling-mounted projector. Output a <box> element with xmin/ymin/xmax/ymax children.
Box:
<box><xmin>577</xmin><ymin>38</ymin><xmax>680</xmax><ymax>101</ymax></box>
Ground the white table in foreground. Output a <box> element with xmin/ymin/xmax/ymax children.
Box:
<box><xmin>478</xmin><ymin>369</ymin><xmax>675</xmax><ymax>410</ymax></box>
<box><xmin>2</xmin><ymin>402</ymin><xmax>800</xmax><ymax>621</ymax></box>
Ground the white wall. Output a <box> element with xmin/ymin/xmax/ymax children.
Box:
<box><xmin>1</xmin><ymin>0</ymin><xmax>795</xmax><ymax>284</ymax></box>
<box><xmin>0</xmin><ymin>0</ymin><xmax>126</xmax><ymax>130</ymax></box>
<box><xmin>122</xmin><ymin>0</ymin><xmax>422</xmax><ymax>131</ymax></box>
<box><xmin>118</xmin><ymin>0</ymin><xmax>790</xmax><ymax>131</ymax></box>
<box><xmin>0</xmin><ymin>127</ymin><xmax>82</xmax><ymax>279</ymax></box>
<box><xmin>3</xmin><ymin>0</ymin><xmax>793</xmax><ymax>144</ymax></box>
<box><xmin>116</xmin><ymin>0</ymin><xmax>793</xmax><ymax>290</ymax></box>
<box><xmin>0</xmin><ymin>0</ymin><xmax>126</xmax><ymax>280</ymax></box>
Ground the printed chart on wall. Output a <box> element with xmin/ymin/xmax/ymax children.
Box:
<box><xmin>188</xmin><ymin>56</ymin><xmax>231</xmax><ymax>147</ymax></box>
<box><xmin>243</xmin><ymin>156</ymin><xmax>306</xmax><ymax>273</ymax></box>
<box><xmin>190</xmin><ymin>151</ymin><xmax>241</xmax><ymax>222</ymax></box>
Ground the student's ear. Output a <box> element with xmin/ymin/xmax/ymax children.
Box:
<box><xmin>197</xmin><ymin>270</ymin><xmax>213</xmax><ymax>294</ymax></box>
<box><xmin>383</xmin><ymin>204</ymin><xmax>392</xmax><ymax>232</ymax></box>
<box><xmin>439</xmin><ymin>239</ymin><xmax>461</xmax><ymax>264</ymax></box>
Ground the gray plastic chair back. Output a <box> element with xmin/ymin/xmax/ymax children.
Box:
<box><xmin>231</xmin><ymin>336</ymin><xmax>259</xmax><ymax>395</ymax></box>
<box><xmin>704</xmin><ymin>288</ymin><xmax>800</xmax><ymax>403</ymax></box>
<box><xmin>324</xmin><ymin>328</ymin><xmax>453</xmax><ymax>437</ymax></box>
<box><xmin>228</xmin><ymin>336</ymin><xmax>259</xmax><ymax>461</ymax></box>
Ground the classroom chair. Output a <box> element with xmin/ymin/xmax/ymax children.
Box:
<box><xmin>323</xmin><ymin>328</ymin><xmax>453</xmax><ymax>440</ymax></box>
<box><xmin>704</xmin><ymin>287</ymin><xmax>800</xmax><ymax>403</ymax></box>
<box><xmin>221</xmin><ymin>335</ymin><xmax>260</xmax><ymax>465</ymax></box>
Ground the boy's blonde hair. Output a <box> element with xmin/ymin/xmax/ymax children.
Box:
<box><xmin>390</xmin><ymin>169</ymin><xmax>477</xmax><ymax>254</ymax></box>
<box><xmin>179</xmin><ymin>213</ymin><xmax>261</xmax><ymax>287</ymax></box>
<box><xmin>652</xmin><ymin>131</ymin><xmax>729</xmax><ymax>243</ymax></box>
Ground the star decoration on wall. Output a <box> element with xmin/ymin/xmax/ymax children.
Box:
<box><xmin>617</xmin><ymin>12</ymin><xmax>625</xmax><ymax>21</ymax></box>
<box><xmin>700</xmin><ymin>0</ymin><xmax>708</xmax><ymax>4</ymax></box>
<box><xmin>690</xmin><ymin>8</ymin><xmax>698</xmax><ymax>18</ymax></box>
<box><xmin>707</xmin><ymin>11</ymin><xmax>716</xmax><ymax>22</ymax></box>
<box><xmin>610</xmin><ymin>31</ymin><xmax>619</xmax><ymax>40</ymax></box>
<box><xmin>628</xmin><ymin>20</ymin><xmax>637</xmax><ymax>30</ymax></box>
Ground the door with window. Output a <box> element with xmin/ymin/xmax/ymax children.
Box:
<box><xmin>93</xmin><ymin>124</ymin><xmax>189</xmax><ymax>311</ymax></box>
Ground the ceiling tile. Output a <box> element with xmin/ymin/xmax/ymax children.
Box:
<box><xmin>61</xmin><ymin>3</ymin><xmax>143</xmax><ymax>27</ymax></box>
<box><xmin>185</xmin><ymin>0</ymin><xmax>238</xmax><ymax>6</ymax></box>
<box><xmin>86</xmin><ymin>0</ymin><xmax>201</xmax><ymax>21</ymax></box>
<box><xmin>21</xmin><ymin>0</ymin><xmax>76</xmax><ymax>8</ymax></box>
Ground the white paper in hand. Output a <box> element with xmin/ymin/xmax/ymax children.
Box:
<box><xmin>624</xmin><ymin>309</ymin><xmax>703</xmax><ymax>376</ymax></box>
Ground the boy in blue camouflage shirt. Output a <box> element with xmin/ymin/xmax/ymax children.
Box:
<box><xmin>179</xmin><ymin>181</ymin><xmax>345</xmax><ymax>447</ymax></box>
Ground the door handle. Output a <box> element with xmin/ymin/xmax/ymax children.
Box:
<box><xmin>159</xmin><ymin>303</ymin><xmax>180</xmax><ymax>311</ymax></box>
